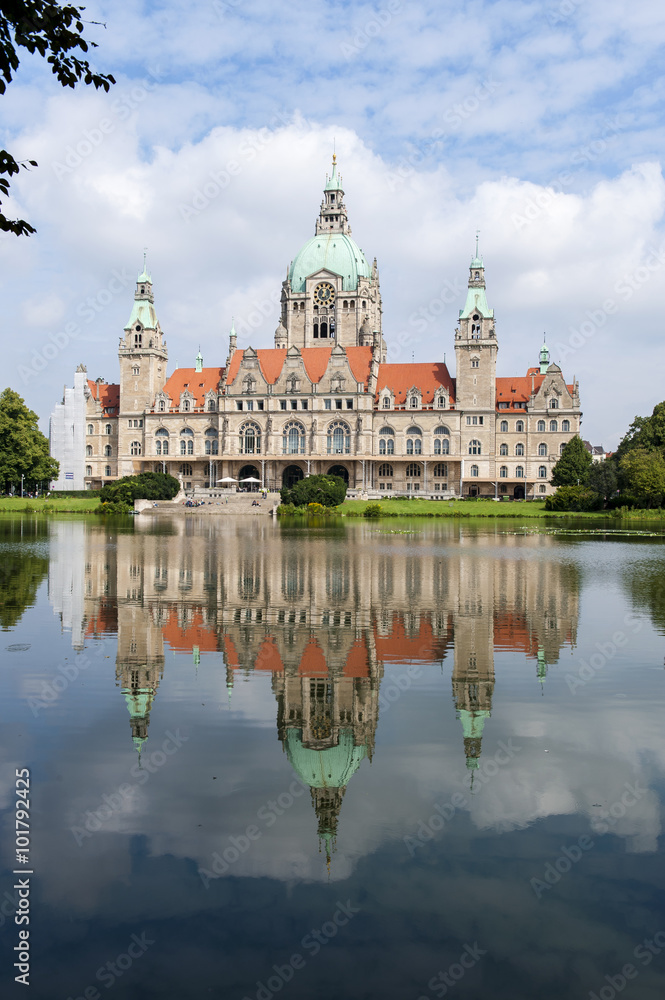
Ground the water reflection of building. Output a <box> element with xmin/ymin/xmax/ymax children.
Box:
<box><xmin>70</xmin><ymin>520</ymin><xmax>579</xmax><ymax>827</ymax></box>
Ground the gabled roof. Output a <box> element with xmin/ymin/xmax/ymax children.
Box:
<box><xmin>161</xmin><ymin>367</ymin><xmax>224</xmax><ymax>407</ymax></box>
<box><xmin>87</xmin><ymin>380</ymin><xmax>119</xmax><ymax>412</ymax></box>
<box><xmin>376</xmin><ymin>362</ymin><xmax>455</xmax><ymax>405</ymax></box>
<box><xmin>226</xmin><ymin>346</ymin><xmax>374</xmax><ymax>389</ymax></box>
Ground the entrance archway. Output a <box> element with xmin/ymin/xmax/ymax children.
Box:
<box><xmin>282</xmin><ymin>465</ymin><xmax>304</xmax><ymax>489</ymax></box>
<box><xmin>238</xmin><ymin>464</ymin><xmax>261</xmax><ymax>491</ymax></box>
<box><xmin>327</xmin><ymin>464</ymin><xmax>349</xmax><ymax>485</ymax></box>
<box><xmin>513</xmin><ymin>485</ymin><xmax>525</xmax><ymax>500</ymax></box>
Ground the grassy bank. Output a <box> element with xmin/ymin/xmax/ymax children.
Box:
<box><xmin>339</xmin><ymin>499</ymin><xmax>665</xmax><ymax>519</ymax></box>
<box><xmin>0</xmin><ymin>497</ymin><xmax>101</xmax><ymax>513</ymax></box>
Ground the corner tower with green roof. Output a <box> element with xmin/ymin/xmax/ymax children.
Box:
<box><xmin>278</xmin><ymin>155</ymin><xmax>385</xmax><ymax>355</ymax></box>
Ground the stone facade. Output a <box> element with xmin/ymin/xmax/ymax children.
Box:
<box><xmin>52</xmin><ymin>158</ymin><xmax>582</xmax><ymax>497</ymax></box>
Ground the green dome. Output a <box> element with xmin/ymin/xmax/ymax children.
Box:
<box><xmin>285</xmin><ymin>728</ymin><xmax>367</xmax><ymax>788</ymax></box>
<box><xmin>288</xmin><ymin>233</ymin><xmax>371</xmax><ymax>293</ymax></box>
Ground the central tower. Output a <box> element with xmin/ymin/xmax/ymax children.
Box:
<box><xmin>276</xmin><ymin>156</ymin><xmax>384</xmax><ymax>352</ymax></box>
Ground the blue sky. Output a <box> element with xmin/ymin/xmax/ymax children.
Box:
<box><xmin>2</xmin><ymin>0</ymin><xmax>665</xmax><ymax>446</ymax></box>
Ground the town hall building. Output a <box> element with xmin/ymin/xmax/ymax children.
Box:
<box><xmin>50</xmin><ymin>157</ymin><xmax>582</xmax><ymax>497</ymax></box>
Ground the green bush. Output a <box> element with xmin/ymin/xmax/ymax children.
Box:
<box><xmin>280</xmin><ymin>474</ymin><xmax>347</xmax><ymax>508</ymax></box>
<box><xmin>99</xmin><ymin>472</ymin><xmax>180</xmax><ymax>504</ymax></box>
<box><xmin>363</xmin><ymin>503</ymin><xmax>382</xmax><ymax>518</ymax></box>
<box><xmin>545</xmin><ymin>485</ymin><xmax>603</xmax><ymax>512</ymax></box>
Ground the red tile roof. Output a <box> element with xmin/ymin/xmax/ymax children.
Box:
<box><xmin>87</xmin><ymin>380</ymin><xmax>119</xmax><ymax>412</ymax></box>
<box><xmin>225</xmin><ymin>346</ymin><xmax>374</xmax><ymax>388</ymax></box>
<box><xmin>376</xmin><ymin>362</ymin><xmax>455</xmax><ymax>405</ymax></box>
<box><xmin>496</xmin><ymin>372</ymin><xmax>575</xmax><ymax>408</ymax></box>
<box><xmin>161</xmin><ymin>368</ymin><xmax>225</xmax><ymax>408</ymax></box>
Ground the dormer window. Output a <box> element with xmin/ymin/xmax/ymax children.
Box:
<box><xmin>183</xmin><ymin>399</ymin><xmax>190</xmax><ymax>412</ymax></box>
<box><xmin>382</xmin><ymin>396</ymin><xmax>390</xmax><ymax>409</ymax></box>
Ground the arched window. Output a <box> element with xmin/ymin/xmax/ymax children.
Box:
<box><xmin>500</xmin><ymin>443</ymin><xmax>508</xmax><ymax>456</ymax></box>
<box><xmin>87</xmin><ymin>424</ymin><xmax>93</xmax><ymax>435</ymax></box>
<box><xmin>134</xmin><ymin>330</ymin><xmax>142</xmax><ymax>348</ymax></box>
<box><xmin>433</xmin><ymin>463</ymin><xmax>448</xmax><ymax>478</ymax></box>
<box><xmin>538</xmin><ymin>442</ymin><xmax>547</xmax><ymax>456</ymax></box>
<box><xmin>549</xmin><ymin>419</ymin><xmax>558</xmax><ymax>432</ymax></box>
<box><xmin>549</xmin><ymin>398</ymin><xmax>559</xmax><ymax>409</ymax></box>
<box><xmin>500</xmin><ymin>420</ymin><xmax>508</xmax><ymax>432</ymax></box>
<box><xmin>515</xmin><ymin>443</ymin><xmax>525</xmax><ymax>456</ymax></box>
<box><xmin>468</xmin><ymin>439</ymin><xmax>481</xmax><ymax>455</ymax></box>
<box><xmin>406</xmin><ymin>426</ymin><xmax>422</xmax><ymax>456</ymax></box>
<box><xmin>208</xmin><ymin>399</ymin><xmax>216</xmax><ymax>411</ymax></box>
<box><xmin>408</xmin><ymin>394</ymin><xmax>419</xmax><ymax>409</ymax></box>
<box><xmin>158</xmin><ymin>400</ymin><xmax>165</xmax><ymax>412</ymax></box>
<box><xmin>104</xmin><ymin>445</ymin><xmax>112</xmax><ymax>457</ymax></box>
<box><xmin>562</xmin><ymin>419</ymin><xmax>570</xmax><ymax>432</ymax></box>
<box><xmin>327</xmin><ymin>421</ymin><xmax>350</xmax><ymax>455</ymax></box>
<box><xmin>379</xmin><ymin>427</ymin><xmax>394</xmax><ymax>456</ymax></box>
<box><xmin>537</xmin><ymin>420</ymin><xmax>545</xmax><ymax>432</ymax></box>
<box><xmin>560</xmin><ymin>442</ymin><xmax>566</xmax><ymax>454</ymax></box>
<box><xmin>378</xmin><ymin>463</ymin><xmax>393</xmax><ymax>478</ymax></box>
<box><xmin>516</xmin><ymin>465</ymin><xmax>524</xmax><ymax>478</ymax></box>
<box><xmin>470</xmin><ymin>464</ymin><xmax>479</xmax><ymax>477</ymax></box>
<box><xmin>156</xmin><ymin>440</ymin><xmax>162</xmax><ymax>455</ymax></box>
<box><xmin>155</xmin><ymin>428</ymin><xmax>169</xmax><ymax>456</ymax></box>
<box><xmin>382</xmin><ymin>396</ymin><xmax>390</xmax><ymax>409</ymax></box>
<box><xmin>516</xmin><ymin>420</ymin><xmax>524</xmax><ymax>432</ymax></box>
<box><xmin>538</xmin><ymin>466</ymin><xmax>547</xmax><ymax>478</ymax></box>
<box><xmin>434</xmin><ymin>425</ymin><xmax>450</xmax><ymax>455</ymax></box>
<box><xmin>180</xmin><ymin>428</ymin><xmax>194</xmax><ymax>455</ymax></box>
<box><xmin>500</xmin><ymin>465</ymin><xmax>508</xmax><ymax>478</ymax></box>
<box><xmin>283</xmin><ymin>422</ymin><xmax>305</xmax><ymax>455</ymax></box>
<box><xmin>239</xmin><ymin>422</ymin><xmax>261</xmax><ymax>454</ymax></box>
<box><xmin>182</xmin><ymin>399</ymin><xmax>190</xmax><ymax>412</ymax></box>
<box><xmin>105</xmin><ymin>423</ymin><xmax>112</xmax><ymax>434</ymax></box>
<box><xmin>205</xmin><ymin>437</ymin><xmax>219</xmax><ymax>455</ymax></box>
<box><xmin>406</xmin><ymin>463</ymin><xmax>421</xmax><ymax>477</ymax></box>
<box><xmin>86</xmin><ymin>444</ymin><xmax>92</xmax><ymax>456</ymax></box>
<box><xmin>132</xmin><ymin>366</ymin><xmax>140</xmax><ymax>377</ymax></box>
<box><xmin>130</xmin><ymin>441</ymin><xmax>141</xmax><ymax>456</ymax></box>
<box><xmin>86</xmin><ymin>465</ymin><xmax>92</xmax><ymax>476</ymax></box>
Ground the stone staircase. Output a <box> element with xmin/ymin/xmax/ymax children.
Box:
<box><xmin>137</xmin><ymin>492</ymin><xmax>277</xmax><ymax>515</ymax></box>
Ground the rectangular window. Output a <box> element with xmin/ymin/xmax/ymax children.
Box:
<box><xmin>379</xmin><ymin>483</ymin><xmax>385</xmax><ymax>490</ymax></box>
<box><xmin>300</xmin><ymin>400</ymin><xmax>308</xmax><ymax>409</ymax></box>
<box><xmin>246</xmin><ymin>400</ymin><xmax>254</xmax><ymax>411</ymax></box>
<box><xmin>335</xmin><ymin>399</ymin><xmax>343</xmax><ymax>410</ymax></box>
<box><xmin>280</xmin><ymin>400</ymin><xmax>287</xmax><ymax>410</ymax></box>
<box><xmin>324</xmin><ymin>399</ymin><xmax>332</xmax><ymax>410</ymax></box>
<box><xmin>346</xmin><ymin>399</ymin><xmax>353</xmax><ymax>409</ymax></box>
<box><xmin>236</xmin><ymin>401</ymin><xmax>243</xmax><ymax>410</ymax></box>
<box><xmin>434</xmin><ymin>483</ymin><xmax>440</xmax><ymax>491</ymax></box>
<box><xmin>257</xmin><ymin>400</ymin><xmax>264</xmax><ymax>410</ymax></box>
<box><xmin>290</xmin><ymin>400</ymin><xmax>297</xmax><ymax>410</ymax></box>
<box><xmin>466</xmin><ymin>415</ymin><xmax>484</xmax><ymax>425</ymax></box>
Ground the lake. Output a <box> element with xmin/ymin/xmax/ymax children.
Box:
<box><xmin>1</xmin><ymin>513</ymin><xmax>665</xmax><ymax>1000</ymax></box>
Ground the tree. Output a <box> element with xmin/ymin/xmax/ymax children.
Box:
<box><xmin>281</xmin><ymin>474</ymin><xmax>347</xmax><ymax>508</ymax></box>
<box><xmin>0</xmin><ymin>387</ymin><xmax>59</xmax><ymax>490</ymax></box>
<box><xmin>588</xmin><ymin>458</ymin><xmax>618</xmax><ymax>501</ymax></box>
<box><xmin>544</xmin><ymin>485</ymin><xmax>602</xmax><ymax>512</ymax></box>
<box><xmin>618</xmin><ymin>448</ymin><xmax>665</xmax><ymax>508</ymax></box>
<box><xmin>615</xmin><ymin>401</ymin><xmax>665</xmax><ymax>459</ymax></box>
<box><xmin>550</xmin><ymin>436</ymin><xmax>593</xmax><ymax>487</ymax></box>
<box><xmin>0</xmin><ymin>519</ymin><xmax>48</xmax><ymax>629</ymax></box>
<box><xmin>0</xmin><ymin>1</ymin><xmax>115</xmax><ymax>235</ymax></box>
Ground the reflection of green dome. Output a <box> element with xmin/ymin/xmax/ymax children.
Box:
<box><xmin>288</xmin><ymin>234</ymin><xmax>371</xmax><ymax>293</ymax></box>
<box><xmin>285</xmin><ymin>728</ymin><xmax>367</xmax><ymax>787</ymax></box>
<box><xmin>123</xmin><ymin>687</ymin><xmax>155</xmax><ymax>758</ymax></box>
<box><xmin>457</xmin><ymin>709</ymin><xmax>491</xmax><ymax>770</ymax></box>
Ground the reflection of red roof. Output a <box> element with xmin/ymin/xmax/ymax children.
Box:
<box><xmin>298</xmin><ymin>638</ymin><xmax>329</xmax><ymax>675</ymax></box>
<box><xmin>85</xmin><ymin>602</ymin><xmax>118</xmax><ymax>637</ymax></box>
<box><xmin>162</xmin><ymin>608</ymin><xmax>219</xmax><ymax>653</ymax></box>
<box><xmin>161</xmin><ymin>368</ymin><xmax>225</xmax><ymax>408</ymax></box>
<box><xmin>374</xmin><ymin>614</ymin><xmax>452</xmax><ymax>663</ymax></box>
<box><xmin>225</xmin><ymin>346</ymin><xmax>374</xmax><ymax>388</ymax></box>
<box><xmin>344</xmin><ymin>638</ymin><xmax>370</xmax><ymax>677</ymax></box>
<box><xmin>493</xmin><ymin>613</ymin><xmax>536</xmax><ymax>655</ymax></box>
<box><xmin>87</xmin><ymin>380</ymin><xmax>119</xmax><ymax>413</ymax></box>
<box><xmin>255</xmin><ymin>636</ymin><xmax>283</xmax><ymax>672</ymax></box>
<box><xmin>376</xmin><ymin>363</ymin><xmax>455</xmax><ymax>406</ymax></box>
<box><xmin>223</xmin><ymin>635</ymin><xmax>240</xmax><ymax>667</ymax></box>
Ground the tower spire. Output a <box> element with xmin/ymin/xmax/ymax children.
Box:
<box><xmin>317</xmin><ymin>156</ymin><xmax>350</xmax><ymax>235</ymax></box>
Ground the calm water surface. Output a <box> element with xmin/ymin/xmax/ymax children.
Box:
<box><xmin>1</xmin><ymin>514</ymin><xmax>665</xmax><ymax>1000</ymax></box>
